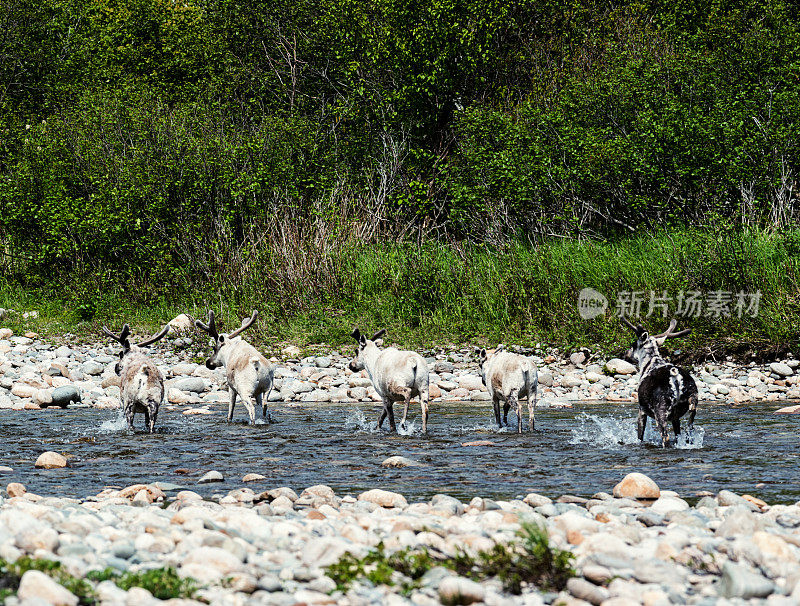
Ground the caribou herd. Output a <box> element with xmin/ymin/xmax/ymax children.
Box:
<box><xmin>102</xmin><ymin>310</ymin><xmax>697</xmax><ymax>446</ymax></box>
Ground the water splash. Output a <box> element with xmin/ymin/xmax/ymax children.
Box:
<box><xmin>570</xmin><ymin>413</ymin><xmax>704</xmax><ymax>449</ymax></box>
<box><xmin>97</xmin><ymin>411</ymin><xmax>128</xmax><ymax>433</ymax></box>
<box><xmin>676</xmin><ymin>425</ymin><xmax>705</xmax><ymax>449</ymax></box>
<box><xmin>344</xmin><ymin>408</ymin><xmax>379</xmax><ymax>434</ymax></box>
<box><xmin>344</xmin><ymin>408</ymin><xmax>422</xmax><ymax>436</ymax></box>
<box><xmin>396</xmin><ymin>419</ymin><xmax>420</xmax><ymax>436</ymax></box>
<box><xmin>455</xmin><ymin>421</ymin><xmax>512</xmax><ymax>434</ymax></box>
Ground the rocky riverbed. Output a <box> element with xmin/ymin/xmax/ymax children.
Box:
<box><xmin>0</xmin><ymin>473</ymin><xmax>799</xmax><ymax>605</ymax></box>
<box><xmin>2</xmin><ymin>322</ymin><xmax>800</xmax><ymax>414</ymax></box>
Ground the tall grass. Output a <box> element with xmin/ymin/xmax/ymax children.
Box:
<box><xmin>2</xmin><ymin>226</ymin><xmax>799</xmax><ymax>357</ymax></box>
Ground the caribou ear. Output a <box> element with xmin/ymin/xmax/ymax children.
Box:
<box><xmin>351</xmin><ymin>328</ymin><xmax>361</xmax><ymax>342</ymax></box>
<box><xmin>360</xmin><ymin>334</ymin><xmax>367</xmax><ymax>347</ymax></box>
<box><xmin>479</xmin><ymin>348</ymin><xmax>487</xmax><ymax>360</ymax></box>
<box><xmin>374</xmin><ymin>338</ymin><xmax>384</xmax><ymax>347</ymax></box>
<box><xmin>640</xmin><ymin>331</ymin><xmax>649</xmax><ymax>341</ymax></box>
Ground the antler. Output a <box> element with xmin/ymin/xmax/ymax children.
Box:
<box><xmin>102</xmin><ymin>324</ymin><xmax>132</xmax><ymax>352</ymax></box>
<box><xmin>654</xmin><ymin>318</ymin><xmax>691</xmax><ymax>344</ymax></box>
<box><xmin>194</xmin><ymin>310</ymin><xmax>218</xmax><ymax>338</ymax></box>
<box><xmin>228</xmin><ymin>310</ymin><xmax>258</xmax><ymax>339</ymax></box>
<box><xmin>370</xmin><ymin>328</ymin><xmax>387</xmax><ymax>341</ymax></box>
<box><xmin>136</xmin><ymin>325</ymin><xmax>170</xmax><ymax>348</ymax></box>
<box><xmin>620</xmin><ymin>316</ymin><xmax>641</xmax><ymax>333</ymax></box>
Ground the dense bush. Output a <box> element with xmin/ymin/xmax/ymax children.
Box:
<box><xmin>2</xmin><ymin>0</ymin><xmax>800</xmax><ymax>286</ymax></box>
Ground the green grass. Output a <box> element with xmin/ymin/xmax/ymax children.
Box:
<box><xmin>86</xmin><ymin>567</ymin><xmax>196</xmax><ymax>600</ymax></box>
<box><xmin>326</xmin><ymin>522</ymin><xmax>574</xmax><ymax>596</ymax></box>
<box><xmin>0</xmin><ymin>559</ymin><xmax>197</xmax><ymax>603</ymax></box>
<box><xmin>2</xmin><ymin>227</ymin><xmax>799</xmax><ymax>359</ymax></box>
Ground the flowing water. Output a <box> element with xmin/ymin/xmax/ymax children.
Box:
<box><xmin>1</xmin><ymin>402</ymin><xmax>798</xmax><ymax>503</ymax></box>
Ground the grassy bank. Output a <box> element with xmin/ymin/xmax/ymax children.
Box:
<box><xmin>1</xmin><ymin>228</ymin><xmax>799</xmax><ymax>360</ymax></box>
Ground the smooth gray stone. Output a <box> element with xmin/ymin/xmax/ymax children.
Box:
<box><xmin>695</xmin><ymin>496</ymin><xmax>718</xmax><ymax>510</ymax></box>
<box><xmin>636</xmin><ymin>511</ymin><xmax>665</xmax><ymax>527</ymax></box>
<box><xmin>50</xmin><ymin>386</ymin><xmax>81</xmax><ymax>407</ymax></box>
<box><xmin>430</xmin><ymin>494</ymin><xmax>465</xmax><ymax>516</ymax></box>
<box><xmin>718</xmin><ymin>490</ymin><xmax>759</xmax><ymax>510</ymax></box>
<box><xmin>172</xmin><ymin>377</ymin><xmax>209</xmax><ymax>393</ymax></box>
<box><xmin>153</xmin><ymin>482</ymin><xmax>184</xmax><ymax>491</ymax></box>
<box><xmin>257</xmin><ymin>575</ymin><xmax>282</xmax><ymax>592</ymax></box>
<box><xmin>717</xmin><ymin>561</ymin><xmax>775</xmax><ymax>599</ymax></box>
<box><xmin>567</xmin><ymin>577</ymin><xmax>609</xmax><ymax>605</ymax></box>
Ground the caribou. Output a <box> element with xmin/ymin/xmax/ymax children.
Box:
<box><xmin>478</xmin><ymin>346</ymin><xmax>539</xmax><ymax>433</ymax></box>
<box><xmin>193</xmin><ymin>310</ymin><xmax>275</xmax><ymax>424</ymax></box>
<box><xmin>349</xmin><ymin>328</ymin><xmax>430</xmax><ymax>433</ymax></box>
<box><xmin>102</xmin><ymin>323</ymin><xmax>170</xmax><ymax>433</ymax></box>
<box><xmin>622</xmin><ymin>317</ymin><xmax>698</xmax><ymax>447</ymax></box>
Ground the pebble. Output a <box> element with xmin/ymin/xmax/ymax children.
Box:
<box><xmin>770</xmin><ymin>362</ymin><xmax>794</xmax><ymax>377</ymax></box>
<box><xmin>613</xmin><ymin>472</ymin><xmax>660</xmax><ymax>500</ymax></box>
<box><xmin>34</xmin><ymin>451</ymin><xmax>68</xmax><ymax>469</ymax></box>
<box><xmin>358</xmin><ymin>488</ymin><xmax>408</xmax><ymax>508</ymax></box>
<box><xmin>438</xmin><ymin>575</ymin><xmax>486</xmax><ymax>604</ymax></box>
<box><xmin>17</xmin><ymin>570</ymin><xmax>79</xmax><ymax>605</ymax></box>
<box><xmin>381</xmin><ymin>456</ymin><xmax>421</xmax><ymax>468</ymax></box>
<box><xmin>604</xmin><ymin>358</ymin><xmax>637</xmax><ymax>375</ymax></box>
<box><xmin>198</xmin><ymin>470</ymin><xmax>224</xmax><ymax>483</ymax></box>
<box><xmin>717</xmin><ymin>561</ymin><xmax>775</xmax><ymax>598</ymax></box>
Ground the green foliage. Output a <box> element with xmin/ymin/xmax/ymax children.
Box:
<box><xmin>4</xmin><ymin>0</ymin><xmax>800</xmax><ymax>276</ymax></box>
<box><xmin>326</xmin><ymin>522</ymin><xmax>574</xmax><ymax>596</ymax></box>
<box><xmin>2</xmin><ymin>228</ymin><xmax>799</xmax><ymax>356</ymax></box>
<box><xmin>0</xmin><ymin>557</ymin><xmax>96</xmax><ymax>604</ymax></box>
<box><xmin>87</xmin><ymin>567</ymin><xmax>196</xmax><ymax>600</ymax></box>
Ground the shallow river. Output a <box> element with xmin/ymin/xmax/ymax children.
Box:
<box><xmin>1</xmin><ymin>402</ymin><xmax>797</xmax><ymax>503</ymax></box>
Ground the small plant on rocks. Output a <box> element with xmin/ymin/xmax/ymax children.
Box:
<box><xmin>0</xmin><ymin>557</ymin><xmax>96</xmax><ymax>604</ymax></box>
<box><xmin>87</xmin><ymin>567</ymin><xmax>196</xmax><ymax>600</ymax></box>
<box><xmin>326</xmin><ymin>522</ymin><xmax>574</xmax><ymax>595</ymax></box>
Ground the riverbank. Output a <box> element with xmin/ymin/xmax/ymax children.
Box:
<box><xmin>2</xmin><ymin>326</ymin><xmax>800</xmax><ymax>413</ymax></box>
<box><xmin>0</xmin><ymin>473</ymin><xmax>798</xmax><ymax>605</ymax></box>
<box><xmin>3</xmin><ymin>229</ymin><xmax>800</xmax><ymax>358</ymax></box>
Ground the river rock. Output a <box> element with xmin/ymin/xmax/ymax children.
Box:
<box><xmin>6</xmin><ymin>482</ymin><xmax>25</xmax><ymax>497</ymax></box>
<box><xmin>650</xmin><ymin>495</ymin><xmax>689</xmax><ymax>514</ymax></box>
<box><xmin>770</xmin><ymin>362</ymin><xmax>793</xmax><ymax>377</ymax></box>
<box><xmin>35</xmin><ymin>451</ymin><xmax>68</xmax><ymax>469</ymax></box>
<box><xmin>438</xmin><ymin>575</ymin><xmax>485</xmax><ymax>605</ymax></box>
<box><xmin>34</xmin><ymin>389</ymin><xmax>53</xmax><ymax>406</ymax></box>
<box><xmin>168</xmin><ymin>314</ymin><xmax>194</xmax><ymax>333</ymax></box>
<box><xmin>17</xmin><ymin>570</ymin><xmax>78</xmax><ymax>606</ymax></box>
<box><xmin>183</xmin><ymin>546</ymin><xmax>243</xmax><ymax>580</ymax></box>
<box><xmin>51</xmin><ymin>385</ymin><xmax>81</xmax><ymax>407</ymax></box>
<box><xmin>243</xmin><ymin>473</ymin><xmax>266</xmax><ymax>482</ymax></box>
<box><xmin>358</xmin><ymin>489</ymin><xmax>407</xmax><ymax>508</ymax></box>
<box><xmin>613</xmin><ymin>473</ymin><xmax>660</xmax><ymax>500</ymax></box>
<box><xmin>81</xmin><ymin>360</ymin><xmax>104</xmax><ymax>376</ymax></box>
<box><xmin>173</xmin><ymin>377</ymin><xmax>209</xmax><ymax>393</ymax></box>
<box><xmin>198</xmin><ymin>470</ymin><xmax>224</xmax><ymax>483</ymax></box>
<box><xmin>567</xmin><ymin>577</ymin><xmax>609</xmax><ymax>605</ymax></box>
<box><xmin>382</xmin><ymin>456</ymin><xmax>420</xmax><ymax>468</ymax></box>
<box><xmin>605</xmin><ymin>358</ymin><xmax>637</xmax><ymax>375</ymax></box>
<box><xmin>570</xmin><ymin>352</ymin><xmax>586</xmax><ymax>366</ymax></box>
<box><xmin>715</xmin><ymin>506</ymin><xmax>764</xmax><ymax>538</ymax></box>
<box><xmin>457</xmin><ymin>375</ymin><xmax>484</xmax><ymax>391</ymax></box>
<box><xmin>718</xmin><ymin>561</ymin><xmax>775</xmax><ymax>599</ymax></box>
